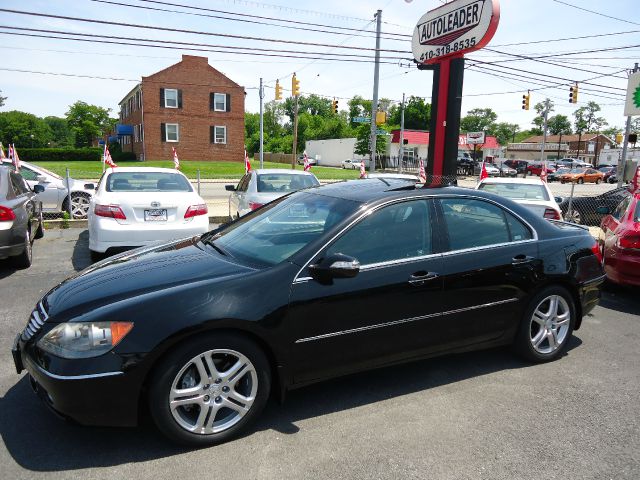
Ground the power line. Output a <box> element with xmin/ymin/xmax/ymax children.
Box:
<box><xmin>89</xmin><ymin>0</ymin><xmax>410</xmax><ymax>41</ymax></box>
<box><xmin>0</xmin><ymin>28</ymin><xmax>408</xmax><ymax>64</ymax></box>
<box><xmin>550</xmin><ymin>0</ymin><xmax>640</xmax><ymax>26</ymax></box>
<box><xmin>488</xmin><ymin>29</ymin><xmax>640</xmax><ymax>47</ymax></box>
<box><xmin>0</xmin><ymin>8</ymin><xmax>412</xmax><ymax>54</ymax></box>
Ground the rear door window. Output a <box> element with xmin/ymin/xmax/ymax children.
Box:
<box><xmin>10</xmin><ymin>173</ymin><xmax>29</xmax><ymax>195</ymax></box>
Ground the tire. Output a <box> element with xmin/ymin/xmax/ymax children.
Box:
<box><xmin>566</xmin><ymin>209</ymin><xmax>582</xmax><ymax>224</ymax></box>
<box><xmin>11</xmin><ymin>229</ymin><xmax>33</xmax><ymax>269</ymax></box>
<box><xmin>514</xmin><ymin>286</ymin><xmax>576</xmax><ymax>363</ymax></box>
<box><xmin>34</xmin><ymin>211</ymin><xmax>44</xmax><ymax>239</ymax></box>
<box><xmin>595</xmin><ymin>178</ymin><xmax>601</xmax><ymax>184</ymax></box>
<box><xmin>64</xmin><ymin>193</ymin><xmax>91</xmax><ymax>219</ymax></box>
<box><xmin>561</xmin><ymin>180</ymin><xmax>565</xmax><ymax>184</ymax></box>
<box><xmin>577</xmin><ymin>178</ymin><xmax>584</xmax><ymax>184</ymax></box>
<box><xmin>148</xmin><ymin>333</ymin><xmax>271</xmax><ymax>446</ymax></box>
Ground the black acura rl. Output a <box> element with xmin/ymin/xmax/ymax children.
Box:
<box><xmin>12</xmin><ymin>179</ymin><xmax>604</xmax><ymax>446</ymax></box>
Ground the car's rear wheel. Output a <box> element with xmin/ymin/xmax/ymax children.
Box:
<box><xmin>566</xmin><ymin>209</ymin><xmax>581</xmax><ymax>224</ymax></box>
<box><xmin>595</xmin><ymin>178</ymin><xmax>601</xmax><ymax>184</ymax></box>
<box><xmin>577</xmin><ymin>178</ymin><xmax>584</xmax><ymax>184</ymax></box>
<box><xmin>514</xmin><ymin>286</ymin><xmax>575</xmax><ymax>362</ymax></box>
<box><xmin>11</xmin><ymin>229</ymin><xmax>32</xmax><ymax>269</ymax></box>
<box><xmin>149</xmin><ymin>333</ymin><xmax>271</xmax><ymax>446</ymax></box>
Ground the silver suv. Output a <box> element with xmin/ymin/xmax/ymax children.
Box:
<box><xmin>2</xmin><ymin>160</ymin><xmax>95</xmax><ymax>218</ymax></box>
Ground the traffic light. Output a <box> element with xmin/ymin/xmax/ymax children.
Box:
<box><xmin>616</xmin><ymin>133</ymin><xmax>623</xmax><ymax>144</ymax></box>
<box><xmin>569</xmin><ymin>83</ymin><xmax>578</xmax><ymax>103</ymax></box>
<box><xmin>331</xmin><ymin>98</ymin><xmax>338</xmax><ymax>113</ymax></box>
<box><xmin>375</xmin><ymin>110</ymin><xmax>387</xmax><ymax>125</ymax></box>
<box><xmin>522</xmin><ymin>91</ymin><xmax>530</xmax><ymax>110</ymax></box>
<box><xmin>291</xmin><ymin>73</ymin><xmax>300</xmax><ymax>97</ymax></box>
<box><xmin>275</xmin><ymin>80</ymin><xmax>282</xmax><ymax>101</ymax></box>
<box><xmin>630</xmin><ymin>133</ymin><xmax>638</xmax><ymax>144</ymax></box>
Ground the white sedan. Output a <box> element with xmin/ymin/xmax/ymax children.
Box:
<box><xmin>88</xmin><ymin>167</ymin><xmax>209</xmax><ymax>259</ymax></box>
<box><xmin>476</xmin><ymin>177</ymin><xmax>563</xmax><ymax>220</ymax></box>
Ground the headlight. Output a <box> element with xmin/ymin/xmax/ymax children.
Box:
<box><xmin>37</xmin><ymin>322</ymin><xmax>133</xmax><ymax>359</ymax></box>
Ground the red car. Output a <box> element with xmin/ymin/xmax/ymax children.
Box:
<box><xmin>527</xmin><ymin>163</ymin><xmax>556</xmax><ymax>176</ymax></box>
<box><xmin>599</xmin><ymin>190</ymin><xmax>640</xmax><ymax>286</ymax></box>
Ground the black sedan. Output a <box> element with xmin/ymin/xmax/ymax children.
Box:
<box><xmin>12</xmin><ymin>180</ymin><xmax>604</xmax><ymax>446</ymax></box>
<box><xmin>0</xmin><ymin>166</ymin><xmax>44</xmax><ymax>268</ymax></box>
<box><xmin>559</xmin><ymin>186</ymin><xmax>630</xmax><ymax>225</ymax></box>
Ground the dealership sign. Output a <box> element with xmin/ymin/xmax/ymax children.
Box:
<box><xmin>412</xmin><ymin>0</ymin><xmax>500</xmax><ymax>64</ymax></box>
<box><xmin>624</xmin><ymin>71</ymin><xmax>640</xmax><ymax>116</ymax></box>
<box><xmin>466</xmin><ymin>131</ymin><xmax>486</xmax><ymax>145</ymax></box>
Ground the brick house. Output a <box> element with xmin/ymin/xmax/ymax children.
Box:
<box><xmin>117</xmin><ymin>55</ymin><xmax>245</xmax><ymax>162</ymax></box>
<box><xmin>520</xmin><ymin>133</ymin><xmax>613</xmax><ymax>164</ymax></box>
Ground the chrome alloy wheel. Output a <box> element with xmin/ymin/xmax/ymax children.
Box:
<box><xmin>169</xmin><ymin>349</ymin><xmax>258</xmax><ymax>435</ymax></box>
<box><xmin>70</xmin><ymin>194</ymin><xmax>91</xmax><ymax>219</ymax></box>
<box><xmin>529</xmin><ymin>295</ymin><xmax>571</xmax><ymax>355</ymax></box>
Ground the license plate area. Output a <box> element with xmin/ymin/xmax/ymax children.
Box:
<box><xmin>144</xmin><ymin>209</ymin><xmax>167</xmax><ymax>221</ymax></box>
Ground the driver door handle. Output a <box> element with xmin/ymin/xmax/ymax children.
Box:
<box><xmin>408</xmin><ymin>271</ymin><xmax>439</xmax><ymax>286</ymax></box>
<box><xmin>512</xmin><ymin>254</ymin><xmax>535</xmax><ymax>265</ymax></box>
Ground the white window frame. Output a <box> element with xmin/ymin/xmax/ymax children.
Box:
<box><xmin>214</xmin><ymin>93</ymin><xmax>226</xmax><ymax>112</ymax></box>
<box><xmin>166</xmin><ymin>123</ymin><xmax>179</xmax><ymax>142</ymax></box>
<box><xmin>214</xmin><ymin>125</ymin><xmax>226</xmax><ymax>144</ymax></box>
<box><xmin>164</xmin><ymin>88</ymin><xmax>178</xmax><ymax>108</ymax></box>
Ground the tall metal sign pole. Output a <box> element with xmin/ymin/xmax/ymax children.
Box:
<box><xmin>259</xmin><ymin>77</ymin><xmax>264</xmax><ymax>169</ymax></box>
<box><xmin>619</xmin><ymin>63</ymin><xmax>639</xmax><ymax>187</ymax></box>
<box><xmin>369</xmin><ymin>9</ymin><xmax>382</xmax><ymax>173</ymax></box>
<box><xmin>539</xmin><ymin>99</ymin><xmax>551</xmax><ymax>162</ymax></box>
<box><xmin>412</xmin><ymin>0</ymin><xmax>500</xmax><ymax>184</ymax></box>
<box><xmin>398</xmin><ymin>92</ymin><xmax>406</xmax><ymax>173</ymax></box>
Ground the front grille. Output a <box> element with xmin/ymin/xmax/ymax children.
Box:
<box><xmin>21</xmin><ymin>301</ymin><xmax>49</xmax><ymax>342</ymax></box>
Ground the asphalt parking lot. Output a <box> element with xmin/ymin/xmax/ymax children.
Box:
<box><xmin>1</xmin><ymin>228</ymin><xmax>639</xmax><ymax>480</ymax></box>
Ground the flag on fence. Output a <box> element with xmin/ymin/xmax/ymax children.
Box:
<box><xmin>359</xmin><ymin>159</ymin><xmax>366</xmax><ymax>179</ymax></box>
<box><xmin>418</xmin><ymin>158</ymin><xmax>427</xmax><ymax>184</ymax></box>
<box><xmin>303</xmin><ymin>151</ymin><xmax>311</xmax><ymax>171</ymax></box>
<box><xmin>0</xmin><ymin>143</ymin><xmax>5</xmax><ymax>159</ymax></box>
<box><xmin>103</xmin><ymin>144</ymin><xmax>118</xmax><ymax>168</ymax></box>
<box><xmin>540</xmin><ymin>162</ymin><xmax>548</xmax><ymax>183</ymax></box>
<box><xmin>479</xmin><ymin>160</ymin><xmax>488</xmax><ymax>181</ymax></box>
<box><xmin>244</xmin><ymin>149</ymin><xmax>251</xmax><ymax>173</ymax></box>
<box><xmin>172</xmin><ymin>147</ymin><xmax>180</xmax><ymax>170</ymax></box>
<box><xmin>633</xmin><ymin>165</ymin><xmax>640</xmax><ymax>192</ymax></box>
<box><xmin>11</xmin><ymin>144</ymin><xmax>20</xmax><ymax>172</ymax></box>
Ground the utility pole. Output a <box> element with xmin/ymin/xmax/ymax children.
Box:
<box><xmin>618</xmin><ymin>62</ymin><xmax>639</xmax><ymax>187</ymax></box>
<box><xmin>557</xmin><ymin>132</ymin><xmax>562</xmax><ymax>160</ymax></box>
<box><xmin>539</xmin><ymin>99</ymin><xmax>551</xmax><ymax>163</ymax></box>
<box><xmin>398</xmin><ymin>92</ymin><xmax>405</xmax><ymax>173</ymax></box>
<box><xmin>291</xmin><ymin>73</ymin><xmax>300</xmax><ymax>169</ymax></box>
<box><xmin>369</xmin><ymin>9</ymin><xmax>382</xmax><ymax>173</ymax></box>
<box><xmin>259</xmin><ymin>77</ymin><xmax>264</xmax><ymax>169</ymax></box>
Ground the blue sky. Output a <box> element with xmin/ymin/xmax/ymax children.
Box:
<box><xmin>0</xmin><ymin>0</ymin><xmax>636</xmax><ymax>131</ymax></box>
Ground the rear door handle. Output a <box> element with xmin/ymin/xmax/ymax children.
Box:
<box><xmin>408</xmin><ymin>271</ymin><xmax>439</xmax><ymax>286</ymax></box>
<box><xmin>512</xmin><ymin>254</ymin><xmax>535</xmax><ymax>265</ymax></box>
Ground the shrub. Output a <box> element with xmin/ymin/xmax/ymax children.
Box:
<box><xmin>17</xmin><ymin>148</ymin><xmax>102</xmax><ymax>162</ymax></box>
<box><xmin>112</xmin><ymin>151</ymin><xmax>136</xmax><ymax>162</ymax></box>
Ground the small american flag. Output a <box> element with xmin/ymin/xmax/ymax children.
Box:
<box><xmin>0</xmin><ymin>142</ymin><xmax>5</xmax><ymax>159</ymax></box>
<box><xmin>11</xmin><ymin>144</ymin><xmax>20</xmax><ymax>172</ymax></box>
<box><xmin>103</xmin><ymin>144</ymin><xmax>118</xmax><ymax>168</ymax></box>
<box><xmin>540</xmin><ymin>162</ymin><xmax>548</xmax><ymax>182</ymax></box>
<box><xmin>245</xmin><ymin>149</ymin><xmax>251</xmax><ymax>173</ymax></box>
<box><xmin>172</xmin><ymin>147</ymin><xmax>180</xmax><ymax>170</ymax></box>
<box><xmin>303</xmin><ymin>151</ymin><xmax>311</xmax><ymax>171</ymax></box>
<box><xmin>479</xmin><ymin>161</ymin><xmax>488</xmax><ymax>181</ymax></box>
<box><xmin>359</xmin><ymin>159</ymin><xmax>366</xmax><ymax>179</ymax></box>
<box><xmin>418</xmin><ymin>158</ymin><xmax>426</xmax><ymax>184</ymax></box>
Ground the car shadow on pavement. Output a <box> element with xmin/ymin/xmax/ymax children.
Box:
<box><xmin>0</xmin><ymin>339</ymin><xmax>581</xmax><ymax>472</ymax></box>
<box><xmin>0</xmin><ymin>264</ymin><xmax>18</xmax><ymax>280</ymax></box>
<box><xmin>599</xmin><ymin>287</ymin><xmax>640</xmax><ymax>316</ymax></box>
<box><xmin>71</xmin><ymin>230</ymin><xmax>92</xmax><ymax>271</ymax></box>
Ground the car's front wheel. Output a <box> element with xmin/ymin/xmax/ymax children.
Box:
<box><xmin>514</xmin><ymin>286</ymin><xmax>576</xmax><ymax>362</ymax></box>
<box><xmin>149</xmin><ymin>333</ymin><xmax>271</xmax><ymax>446</ymax></box>
<box><xmin>64</xmin><ymin>193</ymin><xmax>91</xmax><ymax>219</ymax></box>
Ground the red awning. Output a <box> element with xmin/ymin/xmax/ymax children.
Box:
<box><xmin>391</xmin><ymin>130</ymin><xmax>499</xmax><ymax>149</ymax></box>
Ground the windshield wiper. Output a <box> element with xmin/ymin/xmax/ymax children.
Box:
<box><xmin>199</xmin><ymin>234</ymin><xmax>231</xmax><ymax>257</ymax></box>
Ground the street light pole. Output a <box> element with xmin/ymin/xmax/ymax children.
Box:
<box><xmin>369</xmin><ymin>9</ymin><xmax>382</xmax><ymax>173</ymax></box>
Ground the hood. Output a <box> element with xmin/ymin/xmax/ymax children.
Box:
<box><xmin>43</xmin><ymin>236</ymin><xmax>254</xmax><ymax>321</ymax></box>
<box><xmin>69</xmin><ymin>177</ymin><xmax>95</xmax><ymax>192</ymax></box>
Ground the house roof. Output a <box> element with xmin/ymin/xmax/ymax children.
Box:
<box><xmin>522</xmin><ymin>133</ymin><xmax>612</xmax><ymax>143</ymax></box>
<box><xmin>390</xmin><ymin>130</ymin><xmax>500</xmax><ymax>149</ymax></box>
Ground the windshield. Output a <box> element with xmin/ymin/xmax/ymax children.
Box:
<box><xmin>256</xmin><ymin>173</ymin><xmax>319</xmax><ymax>193</ymax></box>
<box><xmin>569</xmin><ymin>168</ymin><xmax>586</xmax><ymax>174</ymax></box>
<box><xmin>106</xmin><ymin>172</ymin><xmax>193</xmax><ymax>192</ymax></box>
<box><xmin>210</xmin><ymin>192</ymin><xmax>359</xmax><ymax>267</ymax></box>
<box><xmin>479</xmin><ymin>182</ymin><xmax>550</xmax><ymax>201</ymax></box>
<box><xmin>556</xmin><ymin>168</ymin><xmax>570</xmax><ymax>174</ymax></box>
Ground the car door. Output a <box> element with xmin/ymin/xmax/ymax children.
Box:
<box><xmin>229</xmin><ymin>174</ymin><xmax>249</xmax><ymax>218</ymax></box>
<box><xmin>8</xmin><ymin>172</ymin><xmax>36</xmax><ymax>240</ymax></box>
<box><xmin>433</xmin><ymin>196</ymin><xmax>540</xmax><ymax>348</ymax></box>
<box><xmin>17</xmin><ymin>165</ymin><xmax>60</xmax><ymax>210</ymax></box>
<box><xmin>602</xmin><ymin>195</ymin><xmax>632</xmax><ymax>258</ymax></box>
<box><xmin>287</xmin><ymin>198</ymin><xmax>445</xmax><ymax>384</ymax></box>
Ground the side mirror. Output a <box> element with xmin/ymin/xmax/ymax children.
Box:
<box><xmin>596</xmin><ymin>206</ymin><xmax>610</xmax><ymax>215</ymax></box>
<box><xmin>225</xmin><ymin>185</ymin><xmax>236</xmax><ymax>191</ymax></box>
<box><xmin>554</xmin><ymin>196</ymin><xmax>564</xmax><ymax>204</ymax></box>
<box><xmin>84</xmin><ymin>183</ymin><xmax>96</xmax><ymax>190</ymax></box>
<box><xmin>309</xmin><ymin>253</ymin><xmax>360</xmax><ymax>284</ymax></box>
<box><xmin>36</xmin><ymin>175</ymin><xmax>49</xmax><ymax>183</ymax></box>
<box><xmin>33</xmin><ymin>184</ymin><xmax>45</xmax><ymax>194</ymax></box>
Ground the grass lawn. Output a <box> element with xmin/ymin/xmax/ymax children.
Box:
<box><xmin>31</xmin><ymin>160</ymin><xmax>361</xmax><ymax>181</ymax></box>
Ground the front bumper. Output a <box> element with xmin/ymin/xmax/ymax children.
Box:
<box><xmin>12</xmin><ymin>334</ymin><xmax>145</xmax><ymax>427</ymax></box>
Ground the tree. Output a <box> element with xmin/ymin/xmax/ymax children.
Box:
<box><xmin>348</xmin><ymin>95</ymin><xmax>372</xmax><ymax>126</ymax></box>
<box><xmin>460</xmin><ymin>108</ymin><xmax>497</xmax><ymax>133</ymax></box>
<box><xmin>602</xmin><ymin>126</ymin><xmax>623</xmax><ymax>143</ymax></box>
<box><xmin>388</xmin><ymin>96</ymin><xmax>431</xmax><ymax>130</ymax></box>
<box><xmin>573</xmin><ymin>101</ymin><xmax>608</xmax><ymax>133</ymax></box>
<box><xmin>0</xmin><ymin>111</ymin><xmax>52</xmax><ymax>147</ymax></box>
<box><xmin>65</xmin><ymin>101</ymin><xmax>113</xmax><ymax>147</ymax></box>
<box><xmin>0</xmin><ymin>90</ymin><xmax>6</xmax><ymax>107</ymax></box>
<box><xmin>44</xmin><ymin>116</ymin><xmax>74</xmax><ymax>147</ymax></box>
<box><xmin>354</xmin><ymin>124</ymin><xmax>386</xmax><ymax>157</ymax></box>
<box><xmin>283</xmin><ymin>94</ymin><xmax>333</xmax><ymax>123</ymax></box>
<box><xmin>547</xmin><ymin>115</ymin><xmax>572</xmax><ymax>135</ymax></box>
<box><xmin>530</xmin><ymin>99</ymin><xmax>554</xmax><ymax>135</ymax></box>
<box><xmin>492</xmin><ymin>122</ymin><xmax>520</xmax><ymax>146</ymax></box>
